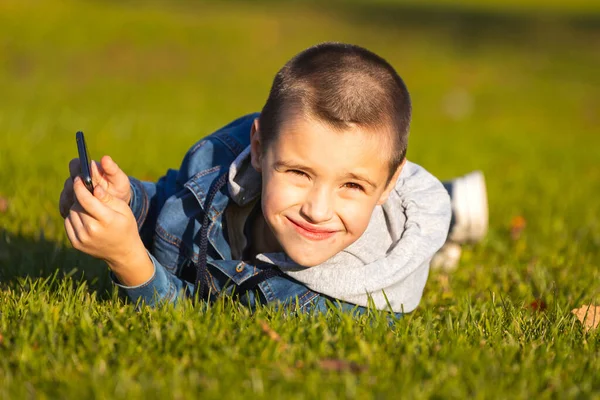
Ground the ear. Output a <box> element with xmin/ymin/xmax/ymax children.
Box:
<box><xmin>376</xmin><ymin>159</ymin><xmax>406</xmax><ymax>205</ymax></box>
<box><xmin>250</xmin><ymin>118</ymin><xmax>263</xmax><ymax>172</ymax></box>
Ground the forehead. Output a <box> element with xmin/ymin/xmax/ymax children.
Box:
<box><xmin>269</xmin><ymin>114</ymin><xmax>391</xmax><ymax>181</ymax></box>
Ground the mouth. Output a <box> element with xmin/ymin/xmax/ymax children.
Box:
<box><xmin>286</xmin><ymin>217</ymin><xmax>338</xmax><ymax>241</ymax></box>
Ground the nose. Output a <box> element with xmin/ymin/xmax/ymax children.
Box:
<box><xmin>300</xmin><ymin>185</ymin><xmax>334</xmax><ymax>224</ymax></box>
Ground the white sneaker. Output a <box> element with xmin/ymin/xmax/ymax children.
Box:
<box><xmin>430</xmin><ymin>242</ymin><xmax>462</xmax><ymax>272</ymax></box>
<box><xmin>447</xmin><ymin>170</ymin><xmax>489</xmax><ymax>244</ymax></box>
<box><xmin>431</xmin><ymin>171</ymin><xmax>488</xmax><ymax>271</ymax></box>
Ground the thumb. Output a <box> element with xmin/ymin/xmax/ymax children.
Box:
<box><xmin>94</xmin><ymin>183</ymin><xmax>129</xmax><ymax>214</ymax></box>
<box><xmin>100</xmin><ymin>155</ymin><xmax>124</xmax><ymax>178</ymax></box>
<box><xmin>91</xmin><ymin>160</ymin><xmax>108</xmax><ymax>188</ymax></box>
<box><xmin>94</xmin><ymin>184</ymin><xmax>113</xmax><ymax>204</ymax></box>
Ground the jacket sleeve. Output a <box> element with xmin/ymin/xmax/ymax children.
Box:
<box><xmin>111</xmin><ymin>251</ymin><xmax>195</xmax><ymax>307</ymax></box>
<box><xmin>119</xmin><ymin>143</ymin><xmax>217</xmax><ymax>304</ymax></box>
<box><xmin>116</xmin><ymin>166</ymin><xmax>193</xmax><ymax>306</ymax></box>
<box><xmin>117</xmin><ymin>114</ymin><xmax>257</xmax><ymax>306</ymax></box>
<box><xmin>128</xmin><ymin>170</ymin><xmax>180</xmax><ymax>248</ymax></box>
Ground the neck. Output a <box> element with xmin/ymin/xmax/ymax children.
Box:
<box><xmin>249</xmin><ymin>206</ymin><xmax>283</xmax><ymax>258</ymax></box>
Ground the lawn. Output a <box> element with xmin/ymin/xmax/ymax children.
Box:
<box><xmin>0</xmin><ymin>0</ymin><xmax>599</xmax><ymax>398</ymax></box>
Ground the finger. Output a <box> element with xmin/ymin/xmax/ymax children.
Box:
<box><xmin>64</xmin><ymin>217</ymin><xmax>81</xmax><ymax>248</ymax></box>
<box><xmin>69</xmin><ymin>158</ymin><xmax>81</xmax><ymax>179</ymax></box>
<box><xmin>64</xmin><ymin>176</ymin><xmax>74</xmax><ymax>199</ymax></box>
<box><xmin>91</xmin><ymin>160</ymin><xmax>108</xmax><ymax>189</ymax></box>
<box><xmin>99</xmin><ymin>155</ymin><xmax>122</xmax><ymax>178</ymax></box>
<box><xmin>59</xmin><ymin>191</ymin><xmax>73</xmax><ymax>218</ymax></box>
<box><xmin>59</xmin><ymin>178</ymin><xmax>75</xmax><ymax>218</ymax></box>
<box><xmin>77</xmin><ymin>206</ymin><xmax>102</xmax><ymax>235</ymax></box>
<box><xmin>59</xmin><ymin>193</ymin><xmax>67</xmax><ymax>218</ymax></box>
<box><xmin>93</xmin><ymin>183</ymin><xmax>128</xmax><ymax>214</ymax></box>
<box><xmin>67</xmin><ymin>206</ymin><xmax>87</xmax><ymax>243</ymax></box>
<box><xmin>71</xmin><ymin>200</ymin><xmax>98</xmax><ymax>229</ymax></box>
<box><xmin>73</xmin><ymin>176</ymin><xmax>111</xmax><ymax>221</ymax></box>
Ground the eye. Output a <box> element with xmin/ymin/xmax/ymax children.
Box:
<box><xmin>343</xmin><ymin>182</ymin><xmax>365</xmax><ymax>192</ymax></box>
<box><xmin>288</xmin><ymin>169</ymin><xmax>308</xmax><ymax>178</ymax></box>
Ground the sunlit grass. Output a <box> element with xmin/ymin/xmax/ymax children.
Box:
<box><xmin>0</xmin><ymin>0</ymin><xmax>599</xmax><ymax>398</ymax></box>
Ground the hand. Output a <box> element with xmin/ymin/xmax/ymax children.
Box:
<box><xmin>59</xmin><ymin>155</ymin><xmax>131</xmax><ymax>218</ymax></box>
<box><xmin>65</xmin><ymin>176</ymin><xmax>153</xmax><ymax>286</ymax></box>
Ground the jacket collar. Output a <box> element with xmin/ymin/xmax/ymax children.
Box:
<box><xmin>227</xmin><ymin>145</ymin><xmax>262</xmax><ymax>207</ymax></box>
<box><xmin>183</xmin><ymin>144</ymin><xmax>263</xmax><ymax>261</ymax></box>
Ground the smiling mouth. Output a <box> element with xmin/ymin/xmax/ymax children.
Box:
<box><xmin>286</xmin><ymin>217</ymin><xmax>338</xmax><ymax>241</ymax></box>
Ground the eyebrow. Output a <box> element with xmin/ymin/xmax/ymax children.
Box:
<box><xmin>273</xmin><ymin>161</ymin><xmax>317</xmax><ymax>175</ymax></box>
<box><xmin>273</xmin><ymin>160</ymin><xmax>378</xmax><ymax>189</ymax></box>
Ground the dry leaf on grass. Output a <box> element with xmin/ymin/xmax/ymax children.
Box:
<box><xmin>259</xmin><ymin>321</ymin><xmax>289</xmax><ymax>350</ymax></box>
<box><xmin>318</xmin><ymin>359</ymin><xmax>367</xmax><ymax>373</ymax></box>
<box><xmin>571</xmin><ymin>305</ymin><xmax>600</xmax><ymax>332</ymax></box>
<box><xmin>510</xmin><ymin>215</ymin><xmax>526</xmax><ymax>240</ymax></box>
<box><xmin>260</xmin><ymin>321</ymin><xmax>281</xmax><ymax>341</ymax></box>
<box><xmin>0</xmin><ymin>196</ymin><xmax>8</xmax><ymax>213</ymax></box>
<box><xmin>528</xmin><ymin>299</ymin><xmax>547</xmax><ymax>312</ymax></box>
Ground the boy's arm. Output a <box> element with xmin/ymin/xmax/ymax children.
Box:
<box><xmin>276</xmin><ymin>161</ymin><xmax>452</xmax><ymax>313</ymax></box>
<box><xmin>127</xmin><ymin>141</ymin><xmax>215</xmax><ymax>246</ymax></box>
<box><xmin>63</xmin><ymin>174</ymin><xmax>192</xmax><ymax>306</ymax></box>
<box><xmin>128</xmin><ymin>170</ymin><xmax>180</xmax><ymax>247</ymax></box>
<box><xmin>110</xmin><ymin>250</ymin><xmax>195</xmax><ymax>307</ymax></box>
<box><xmin>118</xmin><ymin>115</ymin><xmax>258</xmax><ymax>303</ymax></box>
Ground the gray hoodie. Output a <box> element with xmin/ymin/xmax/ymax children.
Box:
<box><xmin>228</xmin><ymin>147</ymin><xmax>452</xmax><ymax>313</ymax></box>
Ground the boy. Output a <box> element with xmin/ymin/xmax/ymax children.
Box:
<box><xmin>59</xmin><ymin>43</ymin><xmax>487</xmax><ymax>314</ymax></box>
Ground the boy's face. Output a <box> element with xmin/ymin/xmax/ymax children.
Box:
<box><xmin>251</xmin><ymin>113</ymin><xmax>403</xmax><ymax>267</ymax></box>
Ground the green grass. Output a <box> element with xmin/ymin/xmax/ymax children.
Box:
<box><xmin>1</xmin><ymin>0</ymin><xmax>599</xmax><ymax>398</ymax></box>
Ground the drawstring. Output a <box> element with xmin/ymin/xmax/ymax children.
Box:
<box><xmin>193</xmin><ymin>168</ymin><xmax>284</xmax><ymax>302</ymax></box>
<box><xmin>195</xmin><ymin>171</ymin><xmax>229</xmax><ymax>300</ymax></box>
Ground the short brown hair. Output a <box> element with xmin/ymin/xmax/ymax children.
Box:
<box><xmin>259</xmin><ymin>42</ymin><xmax>411</xmax><ymax>180</ymax></box>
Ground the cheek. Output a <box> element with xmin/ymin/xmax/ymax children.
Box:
<box><xmin>261</xmin><ymin>172</ymin><xmax>305</xmax><ymax>217</ymax></box>
<box><xmin>337</xmin><ymin>199</ymin><xmax>377</xmax><ymax>236</ymax></box>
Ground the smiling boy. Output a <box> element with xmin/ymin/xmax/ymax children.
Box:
<box><xmin>59</xmin><ymin>43</ymin><xmax>478</xmax><ymax>314</ymax></box>
<box><xmin>250</xmin><ymin>113</ymin><xmax>403</xmax><ymax>268</ymax></box>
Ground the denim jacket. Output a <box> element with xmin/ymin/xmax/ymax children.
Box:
<box><xmin>115</xmin><ymin>113</ymin><xmax>451</xmax><ymax>315</ymax></box>
<box><xmin>117</xmin><ymin>114</ymin><xmax>341</xmax><ymax>312</ymax></box>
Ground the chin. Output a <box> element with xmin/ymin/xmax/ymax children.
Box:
<box><xmin>285</xmin><ymin>249</ymin><xmax>331</xmax><ymax>268</ymax></box>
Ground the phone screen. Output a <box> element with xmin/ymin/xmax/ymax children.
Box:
<box><xmin>75</xmin><ymin>131</ymin><xmax>94</xmax><ymax>192</ymax></box>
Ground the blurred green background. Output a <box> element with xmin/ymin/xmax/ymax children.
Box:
<box><xmin>1</xmin><ymin>0</ymin><xmax>599</xmax><ymax>297</ymax></box>
<box><xmin>0</xmin><ymin>0</ymin><xmax>599</xmax><ymax>397</ymax></box>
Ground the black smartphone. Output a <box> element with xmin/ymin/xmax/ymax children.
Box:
<box><xmin>75</xmin><ymin>131</ymin><xmax>94</xmax><ymax>192</ymax></box>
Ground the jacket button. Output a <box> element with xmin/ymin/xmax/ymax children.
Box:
<box><xmin>235</xmin><ymin>262</ymin><xmax>244</xmax><ymax>273</ymax></box>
